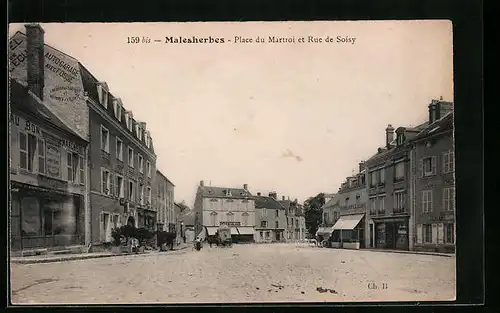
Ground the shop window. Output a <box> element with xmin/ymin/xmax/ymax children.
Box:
<box><xmin>444</xmin><ymin>223</ymin><xmax>454</xmax><ymax>244</ymax></box>
<box><xmin>37</xmin><ymin>138</ymin><xmax>45</xmax><ymax>174</ymax></box>
<box><xmin>423</xmin><ymin>224</ymin><xmax>432</xmax><ymax>243</ymax></box>
<box><xmin>21</xmin><ymin>197</ymin><xmax>40</xmax><ymax>236</ymax></box>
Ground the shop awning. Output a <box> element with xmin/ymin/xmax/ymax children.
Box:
<box><xmin>206</xmin><ymin>227</ymin><xmax>218</xmax><ymax>236</ymax></box>
<box><xmin>332</xmin><ymin>214</ymin><xmax>365</xmax><ymax>230</ymax></box>
<box><xmin>237</xmin><ymin>227</ymin><xmax>255</xmax><ymax>235</ymax></box>
<box><xmin>316</xmin><ymin>227</ymin><xmax>333</xmax><ymax>236</ymax></box>
<box><xmin>230</xmin><ymin>227</ymin><xmax>239</xmax><ymax>235</ymax></box>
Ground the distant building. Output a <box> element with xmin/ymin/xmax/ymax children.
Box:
<box><xmin>410</xmin><ymin>100</ymin><xmax>454</xmax><ymax>253</ymax></box>
<box><xmin>193</xmin><ymin>181</ymin><xmax>255</xmax><ymax>242</ymax></box>
<box><xmin>156</xmin><ymin>170</ymin><xmax>175</xmax><ymax>232</ymax></box>
<box><xmin>254</xmin><ymin>192</ymin><xmax>287</xmax><ymax>242</ymax></box>
<box><xmin>279</xmin><ymin>196</ymin><xmax>306</xmax><ymax>241</ymax></box>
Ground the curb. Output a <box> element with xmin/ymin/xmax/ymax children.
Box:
<box><xmin>360</xmin><ymin>249</ymin><xmax>454</xmax><ymax>258</ymax></box>
<box><xmin>11</xmin><ymin>246</ymin><xmax>190</xmax><ymax>265</ymax></box>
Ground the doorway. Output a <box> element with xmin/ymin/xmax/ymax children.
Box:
<box><xmin>127</xmin><ymin>216</ymin><xmax>135</xmax><ymax>227</ymax></box>
<box><xmin>276</xmin><ymin>231</ymin><xmax>281</xmax><ymax>241</ymax></box>
<box><xmin>369</xmin><ymin>224</ymin><xmax>374</xmax><ymax>248</ymax></box>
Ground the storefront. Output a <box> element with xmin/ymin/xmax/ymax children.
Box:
<box><xmin>372</xmin><ymin>217</ymin><xmax>409</xmax><ymax>250</ymax></box>
<box><xmin>11</xmin><ymin>181</ymin><xmax>84</xmax><ymax>251</ymax></box>
<box><xmin>331</xmin><ymin>214</ymin><xmax>365</xmax><ymax>249</ymax></box>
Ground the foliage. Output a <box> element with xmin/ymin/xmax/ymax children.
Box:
<box><xmin>303</xmin><ymin>193</ymin><xmax>325</xmax><ymax>238</ymax></box>
<box><xmin>157</xmin><ymin>231</ymin><xmax>176</xmax><ymax>248</ymax></box>
<box><xmin>176</xmin><ymin>201</ymin><xmax>190</xmax><ymax>212</ymax></box>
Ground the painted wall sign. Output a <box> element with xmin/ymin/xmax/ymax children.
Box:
<box><xmin>45</xmin><ymin>142</ymin><xmax>61</xmax><ymax>178</ymax></box>
<box><xmin>220</xmin><ymin>221</ymin><xmax>241</xmax><ymax>227</ymax></box>
<box><xmin>9</xmin><ymin>31</ymin><xmax>89</xmax><ymax>140</ymax></box>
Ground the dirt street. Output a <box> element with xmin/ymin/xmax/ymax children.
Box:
<box><xmin>10</xmin><ymin>243</ymin><xmax>455</xmax><ymax>304</ymax></box>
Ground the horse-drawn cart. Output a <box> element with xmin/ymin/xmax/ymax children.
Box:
<box><xmin>216</xmin><ymin>224</ymin><xmax>232</xmax><ymax>247</ymax></box>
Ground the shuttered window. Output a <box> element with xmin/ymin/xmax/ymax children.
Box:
<box><xmin>416</xmin><ymin>224</ymin><xmax>422</xmax><ymax>243</ymax></box>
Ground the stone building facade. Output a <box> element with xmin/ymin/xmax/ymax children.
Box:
<box><xmin>254</xmin><ymin>192</ymin><xmax>287</xmax><ymax>242</ymax></box>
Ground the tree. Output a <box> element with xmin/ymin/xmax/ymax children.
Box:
<box><xmin>303</xmin><ymin>193</ymin><xmax>325</xmax><ymax>238</ymax></box>
<box><xmin>176</xmin><ymin>201</ymin><xmax>190</xmax><ymax>212</ymax></box>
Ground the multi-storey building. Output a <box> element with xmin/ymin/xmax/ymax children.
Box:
<box><xmin>193</xmin><ymin>181</ymin><xmax>255</xmax><ymax>243</ymax></box>
<box><xmin>79</xmin><ymin>64</ymin><xmax>158</xmax><ymax>244</ymax></box>
<box><xmin>365</xmin><ymin>121</ymin><xmax>428</xmax><ymax>251</ymax></box>
<box><xmin>164</xmin><ymin>177</ymin><xmax>175</xmax><ymax>234</ymax></box>
<box><xmin>9</xmin><ymin>24</ymin><xmax>90</xmax><ymax>253</ymax></box>
<box><xmin>280</xmin><ymin>197</ymin><xmax>306</xmax><ymax>241</ymax></box>
<box><xmin>155</xmin><ymin>170</ymin><xmax>170</xmax><ymax>232</ymax></box>
<box><xmin>254</xmin><ymin>192</ymin><xmax>287</xmax><ymax>242</ymax></box>
<box><xmin>410</xmin><ymin>100</ymin><xmax>454</xmax><ymax>253</ymax></box>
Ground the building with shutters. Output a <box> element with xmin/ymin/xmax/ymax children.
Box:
<box><xmin>9</xmin><ymin>24</ymin><xmax>90</xmax><ymax>254</ymax></box>
<box><xmin>193</xmin><ymin>181</ymin><xmax>255</xmax><ymax>243</ymax></box>
<box><xmin>365</xmin><ymin>122</ymin><xmax>428</xmax><ymax>251</ymax></box>
<box><xmin>254</xmin><ymin>192</ymin><xmax>287</xmax><ymax>242</ymax></box>
<box><xmin>409</xmin><ymin>100</ymin><xmax>455</xmax><ymax>253</ymax></box>
<box><xmin>155</xmin><ymin>170</ymin><xmax>175</xmax><ymax>232</ymax></box>
<box><xmin>279</xmin><ymin>196</ymin><xmax>306</xmax><ymax>241</ymax></box>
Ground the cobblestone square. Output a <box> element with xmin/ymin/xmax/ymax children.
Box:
<box><xmin>10</xmin><ymin>244</ymin><xmax>455</xmax><ymax>304</ymax></box>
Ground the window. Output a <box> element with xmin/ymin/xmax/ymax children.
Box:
<box><xmin>422</xmin><ymin>156</ymin><xmax>437</xmax><ymax>177</ymax></box>
<box><xmin>128</xmin><ymin>147</ymin><xmax>134</xmax><ymax>168</ymax></box>
<box><xmin>296</xmin><ymin>218</ymin><xmax>299</xmax><ymax>227</ymax></box>
<box><xmin>116</xmin><ymin>138</ymin><xmax>123</xmax><ymax>161</ymax></box>
<box><xmin>291</xmin><ymin>218</ymin><xmax>294</xmax><ymax>227</ymax></box>
<box><xmin>211</xmin><ymin>212</ymin><xmax>217</xmax><ymax>226</ymax></box>
<box><xmin>128</xmin><ymin>180</ymin><xmax>135</xmax><ymax>201</ymax></box>
<box><xmin>275</xmin><ymin>209</ymin><xmax>279</xmax><ymax>218</ymax></box>
<box><xmin>139</xmin><ymin>184</ymin><xmax>144</xmax><ymax>205</ymax></box>
<box><xmin>378</xmin><ymin>196</ymin><xmax>385</xmax><ymax>213</ymax></box>
<box><xmin>147</xmin><ymin>186</ymin><xmax>152</xmax><ymax>204</ymax></box>
<box><xmin>115</xmin><ymin>174</ymin><xmax>124</xmax><ymax>198</ymax></box>
<box><xmin>79</xmin><ymin>155</ymin><xmax>84</xmax><ymax>184</ymax></box>
<box><xmin>262</xmin><ymin>208</ymin><xmax>267</xmax><ymax>217</ymax></box>
<box><xmin>380</xmin><ymin>168</ymin><xmax>385</xmax><ymax>183</ymax></box>
<box><xmin>444</xmin><ymin>223</ymin><xmax>454</xmax><ymax>244</ymax></box>
<box><xmin>37</xmin><ymin>138</ymin><xmax>45</xmax><ymax>174</ymax></box>
<box><xmin>394</xmin><ymin>191</ymin><xmax>405</xmax><ymax>211</ymax></box>
<box><xmin>100</xmin><ymin>126</ymin><xmax>109</xmax><ymax>153</ymax></box>
<box><xmin>395</xmin><ymin>161</ymin><xmax>405</xmax><ymax>180</ymax></box>
<box><xmin>138</xmin><ymin>154</ymin><xmax>144</xmax><ymax>173</ymax></box>
<box><xmin>19</xmin><ymin>133</ymin><xmax>37</xmax><ymax>172</ymax></box>
<box><xmin>423</xmin><ymin>224</ymin><xmax>432</xmax><ymax>243</ymax></box>
<box><xmin>397</xmin><ymin>134</ymin><xmax>404</xmax><ymax>146</ymax></box>
<box><xmin>98</xmin><ymin>85</ymin><xmax>109</xmax><ymax>108</ymax></box>
<box><xmin>101</xmin><ymin>169</ymin><xmax>111</xmax><ymax>195</ymax></box>
<box><xmin>242</xmin><ymin>213</ymin><xmax>248</xmax><ymax>226</ymax></box>
<box><xmin>67</xmin><ymin>152</ymin><xmax>79</xmax><ymax>182</ymax></box>
<box><xmin>146</xmin><ymin>161</ymin><xmax>151</xmax><ymax>177</ymax></box>
<box><xmin>323</xmin><ymin>212</ymin><xmax>328</xmax><ymax>223</ymax></box>
<box><xmin>113</xmin><ymin>99</ymin><xmax>122</xmax><ymax>121</ymax></box>
<box><xmin>443</xmin><ymin>151</ymin><xmax>454</xmax><ymax>173</ymax></box>
<box><xmin>422</xmin><ymin>190</ymin><xmax>433</xmax><ymax>213</ymax></box>
<box><xmin>443</xmin><ymin>187</ymin><xmax>455</xmax><ymax>211</ymax></box>
<box><xmin>275</xmin><ymin>221</ymin><xmax>279</xmax><ymax>229</ymax></box>
<box><xmin>370</xmin><ymin>170</ymin><xmax>377</xmax><ymax>186</ymax></box>
<box><xmin>261</xmin><ymin>220</ymin><xmax>267</xmax><ymax>228</ymax></box>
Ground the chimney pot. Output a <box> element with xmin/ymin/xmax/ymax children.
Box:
<box><xmin>257</xmin><ymin>192</ymin><xmax>261</xmax><ymax>196</ymax></box>
<box><xmin>25</xmin><ymin>23</ymin><xmax>45</xmax><ymax>100</ymax></box>
<box><xmin>200</xmin><ymin>180</ymin><xmax>204</xmax><ymax>187</ymax></box>
<box><xmin>243</xmin><ymin>184</ymin><xmax>248</xmax><ymax>190</ymax></box>
<box><xmin>385</xmin><ymin>124</ymin><xmax>395</xmax><ymax>149</ymax></box>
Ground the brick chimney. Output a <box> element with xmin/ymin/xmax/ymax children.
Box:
<box><xmin>269</xmin><ymin>192</ymin><xmax>277</xmax><ymax>200</ymax></box>
<box><xmin>199</xmin><ymin>180</ymin><xmax>204</xmax><ymax>187</ymax></box>
<box><xmin>25</xmin><ymin>23</ymin><xmax>45</xmax><ymax>100</ymax></box>
<box><xmin>385</xmin><ymin>124</ymin><xmax>394</xmax><ymax>149</ymax></box>
<box><xmin>243</xmin><ymin>184</ymin><xmax>248</xmax><ymax>191</ymax></box>
<box><xmin>429</xmin><ymin>99</ymin><xmax>453</xmax><ymax>124</ymax></box>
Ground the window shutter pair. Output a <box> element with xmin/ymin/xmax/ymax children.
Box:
<box><xmin>416</xmin><ymin>224</ymin><xmax>422</xmax><ymax>243</ymax></box>
<box><xmin>437</xmin><ymin>223</ymin><xmax>444</xmax><ymax>244</ymax></box>
<box><xmin>109</xmin><ymin>172</ymin><xmax>115</xmax><ymax>197</ymax></box>
<box><xmin>431</xmin><ymin>224</ymin><xmax>438</xmax><ymax>244</ymax></box>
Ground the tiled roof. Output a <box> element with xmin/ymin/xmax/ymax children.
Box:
<box><xmin>10</xmin><ymin>79</ymin><xmax>85</xmax><ymax>141</ymax></box>
<box><xmin>412</xmin><ymin>112</ymin><xmax>453</xmax><ymax>142</ymax></box>
<box><xmin>254</xmin><ymin>196</ymin><xmax>285</xmax><ymax>209</ymax></box>
<box><xmin>199</xmin><ymin>186</ymin><xmax>252</xmax><ymax>199</ymax></box>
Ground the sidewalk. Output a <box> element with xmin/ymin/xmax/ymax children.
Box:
<box><xmin>361</xmin><ymin>248</ymin><xmax>455</xmax><ymax>258</ymax></box>
<box><xmin>11</xmin><ymin>244</ymin><xmax>190</xmax><ymax>265</ymax></box>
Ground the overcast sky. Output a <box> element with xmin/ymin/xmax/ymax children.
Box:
<box><xmin>9</xmin><ymin>21</ymin><xmax>453</xmax><ymax>206</ymax></box>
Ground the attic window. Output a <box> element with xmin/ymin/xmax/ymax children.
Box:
<box><xmin>113</xmin><ymin>99</ymin><xmax>122</xmax><ymax>122</ymax></box>
<box><xmin>97</xmin><ymin>85</ymin><xmax>108</xmax><ymax>108</ymax></box>
<box><xmin>397</xmin><ymin>134</ymin><xmax>404</xmax><ymax>146</ymax></box>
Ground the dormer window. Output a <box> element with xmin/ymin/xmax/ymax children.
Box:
<box><xmin>397</xmin><ymin>134</ymin><xmax>404</xmax><ymax>146</ymax></box>
<box><xmin>113</xmin><ymin>99</ymin><xmax>122</xmax><ymax>122</ymax></box>
<box><xmin>225</xmin><ymin>189</ymin><xmax>232</xmax><ymax>197</ymax></box>
<box><xmin>135</xmin><ymin>123</ymin><xmax>140</xmax><ymax>138</ymax></box>
<box><xmin>97</xmin><ymin>84</ymin><xmax>108</xmax><ymax>109</ymax></box>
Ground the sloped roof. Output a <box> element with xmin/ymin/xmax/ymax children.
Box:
<box><xmin>199</xmin><ymin>186</ymin><xmax>252</xmax><ymax>199</ymax></box>
<box><xmin>10</xmin><ymin>79</ymin><xmax>85</xmax><ymax>141</ymax></box>
<box><xmin>412</xmin><ymin>112</ymin><xmax>453</xmax><ymax>142</ymax></box>
<box><xmin>254</xmin><ymin>196</ymin><xmax>285</xmax><ymax>209</ymax></box>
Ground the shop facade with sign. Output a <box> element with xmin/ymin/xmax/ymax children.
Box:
<box><xmin>9</xmin><ymin>80</ymin><xmax>89</xmax><ymax>252</ymax></box>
